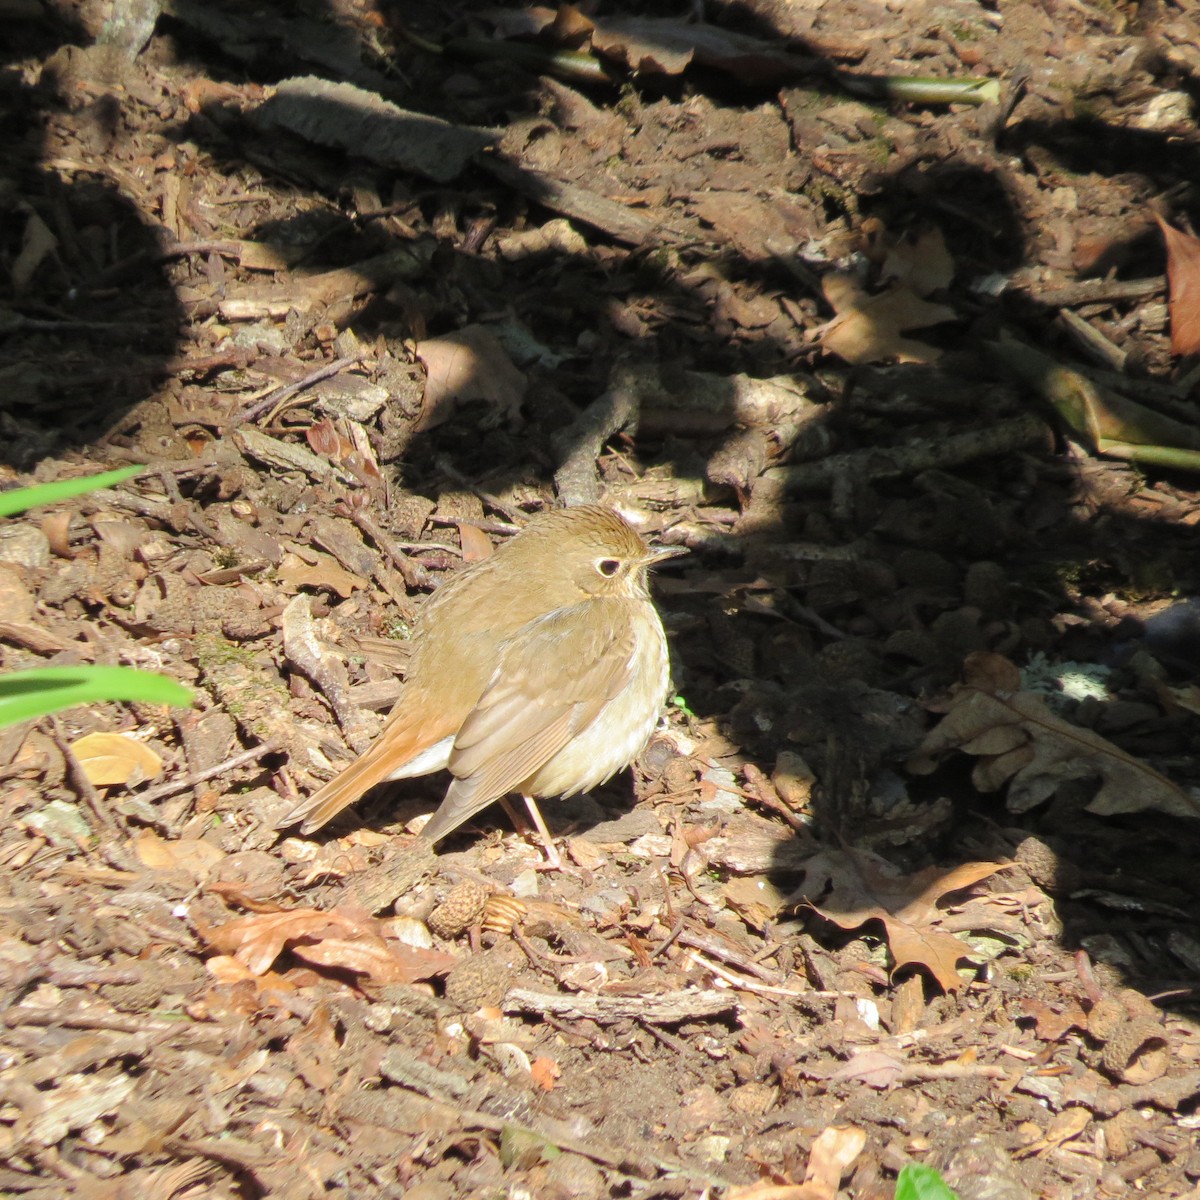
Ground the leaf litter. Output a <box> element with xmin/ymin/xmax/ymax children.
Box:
<box><xmin>3</xmin><ymin>0</ymin><xmax>1200</xmax><ymax>1196</ymax></box>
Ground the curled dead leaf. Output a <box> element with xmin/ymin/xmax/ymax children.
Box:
<box><xmin>70</xmin><ymin>731</ymin><xmax>163</xmax><ymax>787</ymax></box>
<box><xmin>913</xmin><ymin>652</ymin><xmax>1200</xmax><ymax>821</ymax></box>
<box><xmin>791</xmin><ymin>847</ymin><xmax>1008</xmax><ymax>992</ymax></box>
<box><xmin>1153</xmin><ymin>212</ymin><xmax>1200</xmax><ymax>357</ymax></box>
<box><xmin>414</xmin><ymin>325</ymin><xmax>526</xmax><ymax>431</ymax></box>
<box><xmin>199</xmin><ymin>905</ymin><xmax>457</xmax><ymax>985</ymax></box>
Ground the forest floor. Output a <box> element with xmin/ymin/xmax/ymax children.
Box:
<box><xmin>3</xmin><ymin>0</ymin><xmax>1200</xmax><ymax>1196</ymax></box>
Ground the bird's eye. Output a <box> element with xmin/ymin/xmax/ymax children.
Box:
<box><xmin>596</xmin><ymin>558</ymin><xmax>621</xmax><ymax>577</ymax></box>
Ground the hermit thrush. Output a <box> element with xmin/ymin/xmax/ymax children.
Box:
<box><xmin>277</xmin><ymin>505</ymin><xmax>684</xmax><ymax>860</ymax></box>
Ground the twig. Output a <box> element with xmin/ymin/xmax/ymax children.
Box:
<box><xmin>676</xmin><ymin>926</ymin><xmax>783</xmax><ymax>985</ymax></box>
<box><xmin>433</xmin><ymin>456</ymin><xmax>529</xmax><ymax>526</ymax></box>
<box><xmin>231</xmin><ymin>353</ymin><xmax>363</xmax><ymax>426</ymax></box>
<box><xmin>282</xmin><ymin>596</ymin><xmax>375</xmax><ymax>753</ymax></box>
<box><xmin>49</xmin><ymin>717</ymin><xmax>135</xmax><ymax>871</ymax></box>
<box><xmin>683</xmin><ymin>949</ymin><xmax>837</xmax><ymax>1001</ymax></box>
<box><xmin>552</xmin><ymin>364</ymin><xmax>641</xmax><ymax>505</ymax></box>
<box><xmin>427</xmin><ymin>514</ymin><xmax>522</xmax><ymax>536</ymax></box>
<box><xmin>504</xmin><ymin>985</ymin><xmax>737</xmax><ymax>1024</ymax></box>
<box><xmin>135</xmin><ymin>739</ymin><xmax>279</xmax><ymax>805</ymax></box>
<box><xmin>349</xmin><ymin>504</ymin><xmax>437</xmax><ymax>590</ymax></box>
<box><xmin>763</xmin><ymin>412</ymin><xmax>1049</xmax><ymax>494</ymax></box>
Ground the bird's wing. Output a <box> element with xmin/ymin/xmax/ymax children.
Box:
<box><xmin>419</xmin><ymin>601</ymin><xmax>637</xmax><ymax>843</ymax></box>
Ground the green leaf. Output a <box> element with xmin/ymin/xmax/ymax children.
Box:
<box><xmin>0</xmin><ymin>465</ymin><xmax>143</xmax><ymax>519</ymax></box>
<box><xmin>0</xmin><ymin>666</ymin><xmax>192</xmax><ymax>728</ymax></box>
<box><xmin>896</xmin><ymin>1165</ymin><xmax>960</xmax><ymax>1200</ymax></box>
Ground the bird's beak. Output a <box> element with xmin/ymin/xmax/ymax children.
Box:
<box><xmin>647</xmin><ymin>544</ymin><xmax>688</xmax><ymax>565</ymax></box>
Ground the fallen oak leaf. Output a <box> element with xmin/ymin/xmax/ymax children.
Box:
<box><xmin>200</xmin><ymin>908</ymin><xmax>357</xmax><ymax>975</ymax></box>
<box><xmin>277</xmin><ymin>549</ymin><xmax>369</xmax><ymax>598</ymax></box>
<box><xmin>199</xmin><ymin>905</ymin><xmax>456</xmax><ymax>984</ymax></box>
<box><xmin>291</xmin><ymin>935</ymin><xmax>456</xmax><ymax>985</ymax></box>
<box><xmin>820</xmin><ymin>273</ymin><xmax>956</xmax><ymax>365</ymax></box>
<box><xmin>910</xmin><ymin>652</ymin><xmax>1200</xmax><ymax>820</ymax></box>
<box><xmin>530</xmin><ymin>1056</ymin><xmax>561</xmax><ymax>1091</ymax></box>
<box><xmin>790</xmin><ymin>848</ymin><xmax>1008</xmax><ymax>992</ymax></box>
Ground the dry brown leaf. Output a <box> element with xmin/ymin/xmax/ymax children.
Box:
<box><xmin>820</xmin><ymin>273</ymin><xmax>956</xmax><ymax>364</ymax></box>
<box><xmin>792</xmin><ymin>848</ymin><xmax>1007</xmax><ymax>992</ymax></box>
<box><xmin>277</xmin><ymin>550</ymin><xmax>368</xmax><ymax>598</ymax></box>
<box><xmin>829</xmin><ymin>1052</ymin><xmax>906</xmax><ymax>1089</ymax></box>
<box><xmin>41</xmin><ymin>510</ymin><xmax>74</xmax><ymax>559</ymax></box>
<box><xmin>306</xmin><ymin>416</ymin><xmax>347</xmax><ymax>460</ymax></box>
<box><xmin>722</xmin><ymin>875</ymin><xmax>791</xmax><ymax>929</ymax></box>
<box><xmin>199</xmin><ymin>906</ymin><xmax>456</xmax><ymax>984</ymax></box>
<box><xmin>133</xmin><ymin>829</ymin><xmax>225</xmax><ymax>879</ymax></box>
<box><xmin>287</xmin><ymin>1005</ymin><xmax>341</xmax><ymax>1090</ymax></box>
<box><xmin>1014</xmin><ymin>1106</ymin><xmax>1092</xmax><ymax>1159</ymax></box>
<box><xmin>912</xmin><ymin>652</ymin><xmax>1200</xmax><ymax>820</ymax></box>
<box><xmin>457</xmin><ymin>522</ymin><xmax>494</xmax><ymax>563</ymax></box>
<box><xmin>880</xmin><ymin>227</ymin><xmax>955</xmax><ymax>297</ymax></box>
<box><xmin>726</xmin><ymin>1125</ymin><xmax>865</xmax><ymax>1199</ymax></box>
<box><xmin>414</xmin><ymin>325</ymin><xmax>526</xmax><ymax>431</ymax></box>
<box><xmin>803</xmin><ymin>1124</ymin><xmax>867</xmax><ymax>1196</ymax></box>
<box><xmin>1020</xmin><ymin>996</ymin><xmax>1088</xmax><ymax>1042</ymax></box>
<box><xmin>1154</xmin><ymin>212</ymin><xmax>1200</xmax><ymax>356</ymax></box>
<box><xmin>305</xmin><ymin>418</ymin><xmax>383</xmax><ymax>490</ymax></box>
<box><xmin>70</xmin><ymin>731</ymin><xmax>163</xmax><ymax>787</ymax></box>
<box><xmin>291</xmin><ymin>935</ymin><xmax>454</xmax><ymax>985</ymax></box>
<box><xmin>204</xmin><ymin>954</ymin><xmax>299</xmax><ymax>994</ymax></box>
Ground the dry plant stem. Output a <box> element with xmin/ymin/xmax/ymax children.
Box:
<box><xmin>158</xmin><ymin>465</ymin><xmax>222</xmax><ymax>544</ymax></box>
<box><xmin>1034</xmin><ymin>276</ymin><xmax>1163</xmax><ymax>307</ymax></box>
<box><xmin>480</xmin><ymin>156</ymin><xmax>674</xmax><ymax>248</ymax></box>
<box><xmin>433</xmin><ymin>455</ymin><xmax>528</xmax><ymax>526</ymax></box>
<box><xmin>428</xmin><ymin>514</ymin><xmax>522</xmax><ymax>536</ymax></box>
<box><xmin>504</xmin><ymin>986</ymin><xmax>737</xmax><ymax>1024</ymax></box>
<box><xmin>349</xmin><ymin>504</ymin><xmax>436</xmax><ymax>590</ymax></box>
<box><xmin>675</xmin><ymin>926</ymin><xmax>784</xmax><ymax>985</ymax></box>
<box><xmin>896</xmin><ymin>1063</ymin><xmax>1009</xmax><ymax>1082</ymax></box>
<box><xmin>741</xmin><ymin>761</ymin><xmax>810</xmax><ymax>832</ymax></box>
<box><xmin>1056</xmin><ymin>308</ymin><xmax>1128</xmax><ymax>372</ymax></box>
<box><xmin>233</xmin><ymin>353</ymin><xmax>363</xmax><ymax>425</ymax></box>
<box><xmin>50</xmin><ymin>717</ymin><xmax>135</xmax><ymax>871</ymax></box>
<box><xmin>764</xmin><ymin>411</ymin><xmax>1049</xmax><ymax>493</ymax></box>
<box><xmin>281</xmin><ymin>596</ymin><xmax>375</xmax><ymax>753</ymax></box>
<box><xmin>3</xmin><ymin>1007</ymin><xmax>184</xmax><ymax>1033</ymax></box>
<box><xmin>552</xmin><ymin>369</ymin><xmax>640</xmax><ymax>505</ymax></box>
<box><xmin>684</xmin><ymin>949</ymin><xmax>834</xmax><ymax>1000</ymax></box>
<box><xmin>135</xmin><ymin>739</ymin><xmax>279</xmax><ymax>805</ymax></box>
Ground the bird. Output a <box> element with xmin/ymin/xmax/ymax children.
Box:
<box><xmin>276</xmin><ymin>504</ymin><xmax>685</xmax><ymax>864</ymax></box>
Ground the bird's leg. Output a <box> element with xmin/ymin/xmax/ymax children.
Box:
<box><xmin>496</xmin><ymin>795</ymin><xmax>564</xmax><ymax>869</ymax></box>
<box><xmin>521</xmin><ymin>794</ymin><xmax>564</xmax><ymax>870</ymax></box>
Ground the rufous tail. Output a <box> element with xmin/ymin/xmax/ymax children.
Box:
<box><xmin>277</xmin><ymin>723</ymin><xmax>433</xmax><ymax>834</ymax></box>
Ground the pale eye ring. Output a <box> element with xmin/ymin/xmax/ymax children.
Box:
<box><xmin>596</xmin><ymin>558</ymin><xmax>621</xmax><ymax>577</ymax></box>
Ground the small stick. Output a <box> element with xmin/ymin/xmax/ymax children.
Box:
<box><xmin>135</xmin><ymin>739</ymin><xmax>279</xmax><ymax>805</ymax></box>
<box><xmin>50</xmin><ymin>717</ymin><xmax>135</xmax><ymax>871</ymax></box>
<box><xmin>231</xmin><ymin>354</ymin><xmax>363</xmax><ymax>426</ymax></box>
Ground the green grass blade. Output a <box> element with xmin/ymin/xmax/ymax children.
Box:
<box><xmin>0</xmin><ymin>666</ymin><xmax>193</xmax><ymax>728</ymax></box>
<box><xmin>0</xmin><ymin>465</ymin><xmax>144</xmax><ymax>519</ymax></box>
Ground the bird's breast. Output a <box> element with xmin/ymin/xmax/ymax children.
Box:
<box><xmin>522</xmin><ymin>602</ymin><xmax>671</xmax><ymax>799</ymax></box>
